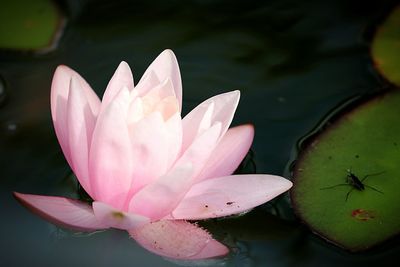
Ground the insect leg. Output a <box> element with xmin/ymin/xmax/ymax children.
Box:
<box><xmin>345</xmin><ymin>188</ymin><xmax>355</xmax><ymax>201</ymax></box>
<box><xmin>364</xmin><ymin>184</ymin><xmax>384</xmax><ymax>194</ymax></box>
<box><xmin>362</xmin><ymin>171</ymin><xmax>386</xmax><ymax>182</ymax></box>
<box><xmin>320</xmin><ymin>184</ymin><xmax>349</xmax><ymax>190</ymax></box>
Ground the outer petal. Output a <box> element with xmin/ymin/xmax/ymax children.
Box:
<box><xmin>182</xmin><ymin>91</ymin><xmax>240</xmax><ymax>153</ymax></box>
<box><xmin>66</xmin><ymin>77</ymin><xmax>97</xmax><ymax>196</ymax></box>
<box><xmin>129</xmin><ymin>220</ymin><xmax>228</xmax><ymax>259</ymax></box>
<box><xmin>129</xmin><ymin>163</ymin><xmax>193</xmax><ymax>220</ymax></box>
<box><xmin>175</xmin><ymin>122</ymin><xmax>222</xmax><ymax>179</ymax></box>
<box><xmin>50</xmin><ymin>65</ymin><xmax>100</xmax><ymax>166</ymax></box>
<box><xmin>92</xmin><ymin>202</ymin><xmax>149</xmax><ymax>230</ymax></box>
<box><xmin>13</xmin><ymin>192</ymin><xmax>106</xmax><ymax>231</ymax></box>
<box><xmin>137</xmin><ymin>49</ymin><xmax>182</xmax><ymax>109</ymax></box>
<box><xmin>101</xmin><ymin>61</ymin><xmax>134</xmax><ymax>111</ymax></box>
<box><xmin>89</xmin><ymin>87</ymin><xmax>133</xmax><ymax>208</ymax></box>
<box><xmin>196</xmin><ymin>124</ymin><xmax>254</xmax><ymax>181</ymax></box>
<box><xmin>171</xmin><ymin>175</ymin><xmax>293</xmax><ymax>220</ymax></box>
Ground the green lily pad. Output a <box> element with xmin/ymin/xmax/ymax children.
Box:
<box><xmin>371</xmin><ymin>6</ymin><xmax>400</xmax><ymax>85</ymax></box>
<box><xmin>291</xmin><ymin>89</ymin><xmax>400</xmax><ymax>251</ymax></box>
<box><xmin>0</xmin><ymin>0</ymin><xmax>65</xmax><ymax>52</ymax></box>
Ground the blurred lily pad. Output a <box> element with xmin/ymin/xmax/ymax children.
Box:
<box><xmin>0</xmin><ymin>0</ymin><xmax>65</xmax><ymax>52</ymax></box>
<box><xmin>291</xmin><ymin>89</ymin><xmax>400</xmax><ymax>251</ymax></box>
<box><xmin>371</xmin><ymin>5</ymin><xmax>400</xmax><ymax>85</ymax></box>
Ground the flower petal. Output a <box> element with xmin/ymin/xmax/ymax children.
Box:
<box><xmin>182</xmin><ymin>91</ymin><xmax>240</xmax><ymax>153</ymax></box>
<box><xmin>197</xmin><ymin>124</ymin><xmax>254</xmax><ymax>181</ymax></box>
<box><xmin>92</xmin><ymin>202</ymin><xmax>149</xmax><ymax>230</ymax></box>
<box><xmin>171</xmin><ymin>175</ymin><xmax>293</xmax><ymax>220</ymax></box>
<box><xmin>101</xmin><ymin>61</ymin><xmax>134</xmax><ymax>111</ymax></box>
<box><xmin>129</xmin><ymin>220</ymin><xmax>228</xmax><ymax>259</ymax></box>
<box><xmin>176</xmin><ymin>122</ymin><xmax>222</xmax><ymax>180</ymax></box>
<box><xmin>129</xmin><ymin>163</ymin><xmax>193</xmax><ymax>220</ymax></box>
<box><xmin>129</xmin><ymin>122</ymin><xmax>221</xmax><ymax>220</ymax></box>
<box><xmin>133</xmin><ymin>70</ymin><xmax>159</xmax><ymax>97</ymax></box>
<box><xmin>66</xmin><ymin>77</ymin><xmax>98</xmax><ymax>196</ymax></box>
<box><xmin>89</xmin><ymin>87</ymin><xmax>133</xmax><ymax>208</ymax></box>
<box><xmin>127</xmin><ymin>112</ymin><xmax>171</xmax><ymax>193</ymax></box>
<box><xmin>13</xmin><ymin>192</ymin><xmax>106</xmax><ymax>231</ymax></box>
<box><xmin>138</xmin><ymin>50</ymin><xmax>182</xmax><ymax>109</ymax></box>
<box><xmin>50</xmin><ymin>65</ymin><xmax>100</xmax><ymax>166</ymax></box>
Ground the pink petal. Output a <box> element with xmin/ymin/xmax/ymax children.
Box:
<box><xmin>133</xmin><ymin>71</ymin><xmax>159</xmax><ymax>97</ymax></box>
<box><xmin>127</xmin><ymin>112</ymin><xmax>171</xmax><ymax>194</ymax></box>
<box><xmin>171</xmin><ymin>174</ymin><xmax>293</xmax><ymax>220</ymax></box>
<box><xmin>182</xmin><ymin>91</ymin><xmax>240</xmax><ymax>153</ymax></box>
<box><xmin>129</xmin><ymin>123</ymin><xmax>221</xmax><ymax>220</ymax></box>
<box><xmin>164</xmin><ymin>112</ymin><xmax>183</xmax><ymax>167</ymax></box>
<box><xmin>66</xmin><ymin>77</ymin><xmax>98</xmax><ymax>196</ymax></box>
<box><xmin>196</xmin><ymin>124</ymin><xmax>254</xmax><ymax>181</ymax></box>
<box><xmin>129</xmin><ymin>163</ymin><xmax>193</xmax><ymax>220</ymax></box>
<box><xmin>89</xmin><ymin>87</ymin><xmax>133</xmax><ymax>208</ymax></box>
<box><xmin>13</xmin><ymin>192</ymin><xmax>106</xmax><ymax>231</ymax></box>
<box><xmin>101</xmin><ymin>61</ymin><xmax>134</xmax><ymax>111</ymax></box>
<box><xmin>129</xmin><ymin>220</ymin><xmax>228</xmax><ymax>259</ymax></box>
<box><xmin>180</xmin><ymin>102</ymin><xmax>214</xmax><ymax>153</ymax></box>
<box><xmin>92</xmin><ymin>202</ymin><xmax>149</xmax><ymax>230</ymax></box>
<box><xmin>50</xmin><ymin>65</ymin><xmax>100</xmax><ymax>167</ymax></box>
<box><xmin>143</xmin><ymin>77</ymin><xmax>177</xmax><ymax>100</ymax></box>
<box><xmin>176</xmin><ymin>122</ymin><xmax>222</xmax><ymax>179</ymax></box>
<box><xmin>138</xmin><ymin>50</ymin><xmax>182</xmax><ymax>109</ymax></box>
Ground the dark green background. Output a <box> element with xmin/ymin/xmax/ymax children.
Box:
<box><xmin>1</xmin><ymin>0</ymin><xmax>399</xmax><ymax>266</ymax></box>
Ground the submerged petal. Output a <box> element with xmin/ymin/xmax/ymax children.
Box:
<box><xmin>129</xmin><ymin>220</ymin><xmax>228</xmax><ymax>259</ymax></box>
<box><xmin>172</xmin><ymin>175</ymin><xmax>292</xmax><ymax>220</ymax></box>
<box><xmin>13</xmin><ymin>192</ymin><xmax>106</xmax><ymax>231</ymax></box>
<box><xmin>92</xmin><ymin>202</ymin><xmax>149</xmax><ymax>230</ymax></box>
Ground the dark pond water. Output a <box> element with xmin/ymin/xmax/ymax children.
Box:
<box><xmin>1</xmin><ymin>0</ymin><xmax>399</xmax><ymax>266</ymax></box>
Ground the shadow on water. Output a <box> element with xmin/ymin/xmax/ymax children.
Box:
<box><xmin>1</xmin><ymin>0</ymin><xmax>400</xmax><ymax>266</ymax></box>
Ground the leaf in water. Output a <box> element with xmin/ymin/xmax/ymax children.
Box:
<box><xmin>0</xmin><ymin>0</ymin><xmax>65</xmax><ymax>53</ymax></box>
<box><xmin>291</xmin><ymin>88</ymin><xmax>400</xmax><ymax>251</ymax></box>
<box><xmin>371</xmin><ymin>5</ymin><xmax>400</xmax><ymax>85</ymax></box>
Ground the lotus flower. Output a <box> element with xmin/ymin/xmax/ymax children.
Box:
<box><xmin>14</xmin><ymin>50</ymin><xmax>292</xmax><ymax>260</ymax></box>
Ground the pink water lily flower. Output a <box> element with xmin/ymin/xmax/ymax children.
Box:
<box><xmin>14</xmin><ymin>50</ymin><xmax>292</xmax><ymax>260</ymax></box>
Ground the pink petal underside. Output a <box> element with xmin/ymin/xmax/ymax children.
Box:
<box><xmin>196</xmin><ymin>124</ymin><xmax>254</xmax><ymax>181</ymax></box>
<box><xmin>129</xmin><ymin>220</ymin><xmax>228</xmax><ymax>260</ymax></box>
<box><xmin>101</xmin><ymin>61</ymin><xmax>134</xmax><ymax>111</ymax></box>
<box><xmin>50</xmin><ymin>65</ymin><xmax>100</xmax><ymax>167</ymax></box>
<box><xmin>66</xmin><ymin>77</ymin><xmax>98</xmax><ymax>196</ymax></box>
<box><xmin>181</xmin><ymin>91</ymin><xmax>240</xmax><ymax>153</ymax></box>
<box><xmin>89</xmin><ymin>87</ymin><xmax>133</xmax><ymax>209</ymax></box>
<box><xmin>13</xmin><ymin>192</ymin><xmax>106</xmax><ymax>231</ymax></box>
<box><xmin>128</xmin><ymin>123</ymin><xmax>221</xmax><ymax>220</ymax></box>
<box><xmin>137</xmin><ymin>50</ymin><xmax>182</xmax><ymax>109</ymax></box>
<box><xmin>92</xmin><ymin>202</ymin><xmax>149</xmax><ymax>230</ymax></box>
<box><xmin>171</xmin><ymin>174</ymin><xmax>293</xmax><ymax>220</ymax></box>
